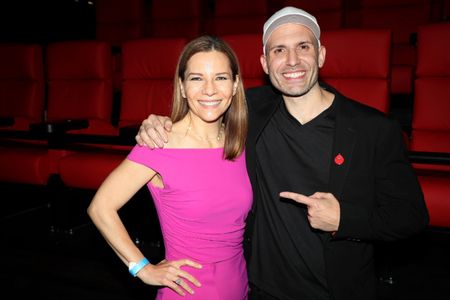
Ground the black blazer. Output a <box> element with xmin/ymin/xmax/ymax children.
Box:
<box><xmin>244</xmin><ymin>84</ymin><xmax>429</xmax><ymax>300</ymax></box>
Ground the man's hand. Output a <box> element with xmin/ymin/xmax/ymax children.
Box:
<box><xmin>136</xmin><ymin>114</ymin><xmax>173</xmax><ymax>148</ymax></box>
<box><xmin>280</xmin><ymin>191</ymin><xmax>340</xmax><ymax>232</ymax></box>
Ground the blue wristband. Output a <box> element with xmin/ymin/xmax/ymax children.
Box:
<box><xmin>129</xmin><ymin>257</ymin><xmax>150</xmax><ymax>277</ymax></box>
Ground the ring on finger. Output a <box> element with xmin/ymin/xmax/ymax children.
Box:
<box><xmin>175</xmin><ymin>278</ymin><xmax>182</xmax><ymax>285</ymax></box>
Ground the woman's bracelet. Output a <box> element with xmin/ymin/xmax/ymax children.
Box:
<box><xmin>128</xmin><ymin>257</ymin><xmax>150</xmax><ymax>277</ymax></box>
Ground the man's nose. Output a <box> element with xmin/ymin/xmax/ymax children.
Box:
<box><xmin>287</xmin><ymin>49</ymin><xmax>301</xmax><ymax>66</ymax></box>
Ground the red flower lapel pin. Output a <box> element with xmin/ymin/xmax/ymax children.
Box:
<box><xmin>334</xmin><ymin>153</ymin><xmax>344</xmax><ymax>165</ymax></box>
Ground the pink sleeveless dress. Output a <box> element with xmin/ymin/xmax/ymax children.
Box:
<box><xmin>127</xmin><ymin>146</ymin><xmax>252</xmax><ymax>299</ymax></box>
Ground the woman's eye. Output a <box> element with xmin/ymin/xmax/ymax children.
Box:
<box><xmin>216</xmin><ymin>76</ymin><xmax>229</xmax><ymax>81</ymax></box>
<box><xmin>189</xmin><ymin>77</ymin><xmax>202</xmax><ymax>81</ymax></box>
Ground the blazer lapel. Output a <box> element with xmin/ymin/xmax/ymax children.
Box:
<box><xmin>248</xmin><ymin>93</ymin><xmax>282</xmax><ymax>144</ymax></box>
<box><xmin>246</xmin><ymin>90</ymin><xmax>282</xmax><ymax>186</ymax></box>
<box><xmin>329</xmin><ymin>99</ymin><xmax>357</xmax><ymax>199</ymax></box>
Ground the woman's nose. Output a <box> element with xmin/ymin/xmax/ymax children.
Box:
<box><xmin>202</xmin><ymin>80</ymin><xmax>216</xmax><ymax>95</ymax></box>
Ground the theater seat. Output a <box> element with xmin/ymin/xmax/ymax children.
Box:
<box><xmin>0</xmin><ymin>43</ymin><xmax>48</xmax><ymax>185</ymax></box>
<box><xmin>46</xmin><ymin>40</ymin><xmax>116</xmax><ymax>136</ymax></box>
<box><xmin>0</xmin><ymin>43</ymin><xmax>48</xmax><ymax>222</ymax></box>
<box><xmin>57</xmin><ymin>38</ymin><xmax>186</xmax><ymax>191</ymax></box>
<box><xmin>221</xmin><ymin>34</ymin><xmax>268</xmax><ymax>89</ymax></box>
<box><xmin>0</xmin><ymin>43</ymin><xmax>44</xmax><ymax>131</ymax></box>
<box><xmin>146</xmin><ymin>0</ymin><xmax>202</xmax><ymax>39</ymax></box>
<box><xmin>54</xmin><ymin>38</ymin><xmax>185</xmax><ymax>239</ymax></box>
<box><xmin>345</xmin><ymin>0</ymin><xmax>432</xmax><ymax>95</ymax></box>
<box><xmin>204</xmin><ymin>0</ymin><xmax>269</xmax><ymax>35</ymax></box>
<box><xmin>410</xmin><ymin>21</ymin><xmax>450</xmax><ymax>173</ymax></box>
<box><xmin>95</xmin><ymin>0</ymin><xmax>145</xmax><ymax>47</ymax></box>
<box><xmin>40</xmin><ymin>40</ymin><xmax>116</xmax><ymax>234</ymax></box>
<box><xmin>418</xmin><ymin>175</ymin><xmax>450</xmax><ymax>228</ymax></box>
<box><xmin>320</xmin><ymin>29</ymin><xmax>391</xmax><ymax>114</ymax></box>
<box><xmin>47</xmin><ymin>39</ymin><xmax>118</xmax><ymax>190</ymax></box>
<box><xmin>119</xmin><ymin>38</ymin><xmax>187</xmax><ymax>127</ymax></box>
<box><xmin>408</xmin><ymin>21</ymin><xmax>450</xmax><ymax>232</ymax></box>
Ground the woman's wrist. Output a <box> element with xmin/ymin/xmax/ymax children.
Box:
<box><xmin>128</xmin><ymin>257</ymin><xmax>150</xmax><ymax>277</ymax></box>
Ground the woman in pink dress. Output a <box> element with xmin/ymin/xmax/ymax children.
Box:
<box><xmin>88</xmin><ymin>35</ymin><xmax>252</xmax><ymax>299</ymax></box>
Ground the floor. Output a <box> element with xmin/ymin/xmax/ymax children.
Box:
<box><xmin>0</xmin><ymin>184</ymin><xmax>162</xmax><ymax>299</ymax></box>
<box><xmin>1</xmin><ymin>179</ymin><xmax>449</xmax><ymax>300</ymax></box>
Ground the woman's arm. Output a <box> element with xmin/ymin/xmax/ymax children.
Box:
<box><xmin>87</xmin><ymin>159</ymin><xmax>155</xmax><ymax>266</ymax></box>
<box><xmin>87</xmin><ymin>159</ymin><xmax>202</xmax><ymax>296</ymax></box>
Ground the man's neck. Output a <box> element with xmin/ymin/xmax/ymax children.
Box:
<box><xmin>283</xmin><ymin>86</ymin><xmax>334</xmax><ymax>125</ymax></box>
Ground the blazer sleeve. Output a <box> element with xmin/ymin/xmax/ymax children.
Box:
<box><xmin>336</xmin><ymin>118</ymin><xmax>429</xmax><ymax>241</ymax></box>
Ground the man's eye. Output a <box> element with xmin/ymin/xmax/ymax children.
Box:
<box><xmin>273</xmin><ymin>48</ymin><xmax>284</xmax><ymax>54</ymax></box>
<box><xmin>299</xmin><ymin>43</ymin><xmax>312</xmax><ymax>51</ymax></box>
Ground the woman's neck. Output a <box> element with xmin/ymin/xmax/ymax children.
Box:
<box><xmin>168</xmin><ymin>115</ymin><xmax>225</xmax><ymax>148</ymax></box>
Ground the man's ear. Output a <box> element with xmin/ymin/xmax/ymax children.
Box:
<box><xmin>318</xmin><ymin>45</ymin><xmax>326</xmax><ymax>68</ymax></box>
<box><xmin>260</xmin><ymin>54</ymin><xmax>269</xmax><ymax>75</ymax></box>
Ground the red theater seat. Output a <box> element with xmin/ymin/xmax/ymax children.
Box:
<box><xmin>409</xmin><ymin>21</ymin><xmax>450</xmax><ymax>230</ymax></box>
<box><xmin>119</xmin><ymin>38</ymin><xmax>187</xmax><ymax>127</ymax></box>
<box><xmin>57</xmin><ymin>38</ymin><xmax>186</xmax><ymax>191</ymax></box>
<box><xmin>44</xmin><ymin>40</ymin><xmax>116</xmax><ymax>189</ymax></box>
<box><xmin>95</xmin><ymin>0</ymin><xmax>145</xmax><ymax>47</ymax></box>
<box><xmin>345</xmin><ymin>0</ymin><xmax>432</xmax><ymax>95</ymax></box>
<box><xmin>221</xmin><ymin>34</ymin><xmax>268</xmax><ymax>89</ymax></box>
<box><xmin>0</xmin><ymin>43</ymin><xmax>48</xmax><ymax>185</ymax></box>
<box><xmin>47</xmin><ymin>40</ymin><xmax>118</xmax><ymax>191</ymax></box>
<box><xmin>53</xmin><ymin>38</ymin><xmax>185</xmax><ymax>236</ymax></box>
<box><xmin>146</xmin><ymin>0</ymin><xmax>202</xmax><ymax>39</ymax></box>
<box><xmin>46</xmin><ymin>40</ymin><xmax>116</xmax><ymax>136</ymax></box>
<box><xmin>204</xmin><ymin>0</ymin><xmax>269</xmax><ymax>35</ymax></box>
<box><xmin>37</xmin><ymin>40</ymin><xmax>117</xmax><ymax>233</ymax></box>
<box><xmin>410</xmin><ymin>21</ymin><xmax>450</xmax><ymax>173</ymax></box>
<box><xmin>0</xmin><ymin>44</ymin><xmax>44</xmax><ymax>131</ymax></box>
<box><xmin>320</xmin><ymin>29</ymin><xmax>391</xmax><ymax>114</ymax></box>
<box><xmin>418</xmin><ymin>175</ymin><xmax>450</xmax><ymax>228</ymax></box>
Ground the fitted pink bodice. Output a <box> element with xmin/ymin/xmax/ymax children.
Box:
<box><xmin>127</xmin><ymin>146</ymin><xmax>252</xmax><ymax>299</ymax></box>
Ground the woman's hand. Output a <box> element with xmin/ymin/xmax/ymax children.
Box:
<box><xmin>138</xmin><ymin>258</ymin><xmax>202</xmax><ymax>296</ymax></box>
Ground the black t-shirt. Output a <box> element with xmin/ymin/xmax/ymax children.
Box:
<box><xmin>250</xmin><ymin>99</ymin><xmax>336</xmax><ymax>300</ymax></box>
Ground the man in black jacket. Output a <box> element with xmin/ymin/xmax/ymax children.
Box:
<box><xmin>135</xmin><ymin>6</ymin><xmax>429</xmax><ymax>300</ymax></box>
